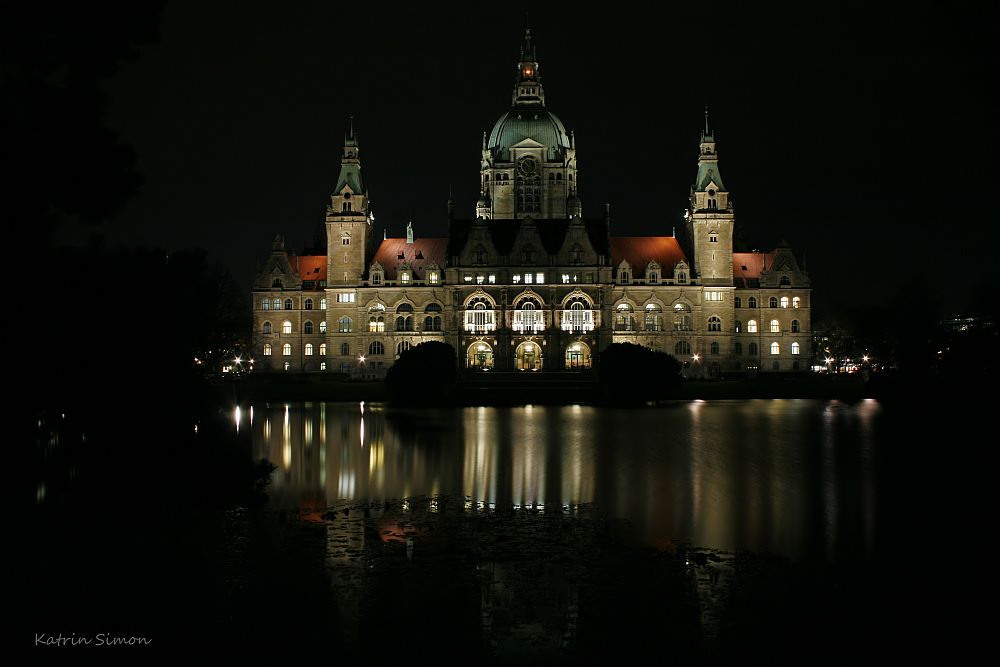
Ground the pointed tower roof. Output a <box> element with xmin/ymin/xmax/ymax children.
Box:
<box><xmin>335</xmin><ymin>117</ymin><xmax>364</xmax><ymax>193</ymax></box>
<box><xmin>694</xmin><ymin>109</ymin><xmax>725</xmax><ymax>192</ymax></box>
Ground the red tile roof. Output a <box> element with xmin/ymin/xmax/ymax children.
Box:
<box><xmin>609</xmin><ymin>236</ymin><xmax>687</xmax><ymax>277</ymax></box>
<box><xmin>732</xmin><ymin>251</ymin><xmax>776</xmax><ymax>287</ymax></box>
<box><xmin>371</xmin><ymin>238</ymin><xmax>448</xmax><ymax>280</ymax></box>
<box><xmin>291</xmin><ymin>255</ymin><xmax>327</xmax><ymax>282</ymax></box>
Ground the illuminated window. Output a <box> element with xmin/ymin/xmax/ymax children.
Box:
<box><xmin>535</xmin><ymin>272</ymin><xmax>544</xmax><ymax>284</ymax></box>
<box><xmin>791</xmin><ymin>342</ymin><xmax>801</xmax><ymax>355</ymax></box>
<box><xmin>488</xmin><ymin>274</ymin><xmax>496</xmax><ymax>284</ymax></box>
<box><xmin>562</xmin><ymin>274</ymin><xmax>570</xmax><ymax>283</ymax></box>
<box><xmin>770</xmin><ymin>319</ymin><xmax>780</xmax><ymax>333</ymax></box>
<box><xmin>305</xmin><ymin>343</ymin><xmax>314</xmax><ymax>356</ymax></box>
<box><xmin>273</xmin><ymin>298</ymin><xmax>282</xmax><ymax>310</ymax></box>
<box><xmin>644</xmin><ymin>303</ymin><xmax>663</xmax><ymax>331</ymax></box>
<box><xmin>304</xmin><ymin>298</ymin><xmax>313</xmax><ymax>310</ymax></box>
<box><xmin>336</xmin><ymin>293</ymin><xmax>355</xmax><ymax>303</ymax></box>
<box><xmin>262</xmin><ymin>300</ymin><xmax>270</xmax><ymax>311</ymax></box>
<box><xmin>284</xmin><ymin>362</ymin><xmax>291</xmax><ymax>371</ymax></box>
<box><xmin>748</xmin><ymin>296</ymin><xmax>757</xmax><ymax>309</ymax></box>
<box><xmin>400</xmin><ymin>271</ymin><xmax>411</xmax><ymax>284</ymax></box>
<box><xmin>320</xmin><ymin>321</ymin><xmax>327</xmax><ymax>333</ymax></box>
<box><xmin>675</xmin><ymin>341</ymin><xmax>691</xmax><ymax>355</ymax></box>
<box><xmin>614</xmin><ymin>303</ymin><xmax>635</xmax><ymax>331</ymax></box>
<box><xmin>263</xmin><ymin>343</ymin><xmax>272</xmax><ymax>356</ymax></box>
<box><xmin>319</xmin><ymin>343</ymin><xmax>327</xmax><ymax>356</ymax></box>
<box><xmin>320</xmin><ymin>362</ymin><xmax>326</xmax><ymax>371</ymax></box>
<box><xmin>793</xmin><ymin>297</ymin><xmax>801</xmax><ymax>308</ymax></box>
<box><xmin>282</xmin><ymin>343</ymin><xmax>292</xmax><ymax>356</ymax></box>
<box><xmin>770</xmin><ymin>342</ymin><xmax>780</xmax><ymax>355</ymax></box>
<box><xmin>673</xmin><ymin>302</ymin><xmax>692</xmax><ymax>331</ymax></box>
<box><xmin>282</xmin><ymin>321</ymin><xmax>292</xmax><ymax>334</ymax></box>
<box><xmin>791</xmin><ymin>319</ymin><xmax>800</xmax><ymax>333</ymax></box>
<box><xmin>524</xmin><ymin>273</ymin><xmax>533</xmax><ymax>284</ymax></box>
<box><xmin>262</xmin><ymin>322</ymin><xmax>272</xmax><ymax>334</ymax></box>
<box><xmin>769</xmin><ymin>297</ymin><xmax>778</xmax><ymax>308</ymax></box>
<box><xmin>339</xmin><ymin>316</ymin><xmax>353</xmax><ymax>333</ymax></box>
<box><xmin>476</xmin><ymin>275</ymin><xmax>485</xmax><ymax>285</ymax></box>
<box><xmin>368</xmin><ymin>341</ymin><xmax>385</xmax><ymax>356</ymax></box>
<box><xmin>320</xmin><ymin>298</ymin><xmax>327</xmax><ymax>310</ymax></box>
<box><xmin>780</xmin><ymin>296</ymin><xmax>789</xmax><ymax>309</ymax></box>
<box><xmin>428</xmin><ymin>271</ymin><xmax>440</xmax><ymax>284</ymax></box>
<box><xmin>708</xmin><ymin>315</ymin><xmax>722</xmax><ymax>332</ymax></box>
<box><xmin>513</xmin><ymin>298</ymin><xmax>545</xmax><ymax>333</ymax></box>
<box><xmin>747</xmin><ymin>319</ymin><xmax>758</xmax><ymax>333</ymax></box>
<box><xmin>304</xmin><ymin>321</ymin><xmax>313</xmax><ymax>334</ymax></box>
<box><xmin>464</xmin><ymin>298</ymin><xmax>495</xmax><ymax>333</ymax></box>
<box><xmin>562</xmin><ymin>299</ymin><xmax>593</xmax><ymax>332</ymax></box>
<box><xmin>734</xmin><ymin>320</ymin><xmax>742</xmax><ymax>333</ymax></box>
<box><xmin>513</xmin><ymin>274</ymin><xmax>521</xmax><ymax>284</ymax></box>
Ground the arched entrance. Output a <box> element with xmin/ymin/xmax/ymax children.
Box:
<box><xmin>467</xmin><ymin>342</ymin><xmax>494</xmax><ymax>370</ymax></box>
<box><xmin>565</xmin><ymin>342</ymin><xmax>591</xmax><ymax>369</ymax></box>
<box><xmin>515</xmin><ymin>341</ymin><xmax>543</xmax><ymax>371</ymax></box>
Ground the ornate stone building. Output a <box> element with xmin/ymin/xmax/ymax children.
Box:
<box><xmin>252</xmin><ymin>31</ymin><xmax>812</xmax><ymax>378</ymax></box>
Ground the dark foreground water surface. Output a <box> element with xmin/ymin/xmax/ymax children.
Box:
<box><xmin>17</xmin><ymin>397</ymin><xmax>992</xmax><ymax>662</ymax></box>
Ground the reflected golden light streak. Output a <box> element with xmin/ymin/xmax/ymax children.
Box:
<box><xmin>234</xmin><ymin>406</ymin><xmax>241</xmax><ymax>432</ymax></box>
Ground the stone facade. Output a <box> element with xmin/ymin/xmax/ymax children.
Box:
<box><xmin>251</xmin><ymin>31</ymin><xmax>812</xmax><ymax>377</ymax></box>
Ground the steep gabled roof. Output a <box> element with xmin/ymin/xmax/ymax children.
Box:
<box><xmin>732</xmin><ymin>251</ymin><xmax>777</xmax><ymax>288</ymax></box>
<box><xmin>291</xmin><ymin>255</ymin><xmax>327</xmax><ymax>283</ymax></box>
<box><xmin>609</xmin><ymin>237</ymin><xmax>687</xmax><ymax>277</ymax></box>
<box><xmin>446</xmin><ymin>218</ymin><xmax>610</xmax><ymax>258</ymax></box>
<box><xmin>371</xmin><ymin>238</ymin><xmax>448</xmax><ymax>280</ymax></box>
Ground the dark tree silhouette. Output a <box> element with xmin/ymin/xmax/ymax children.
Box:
<box><xmin>385</xmin><ymin>341</ymin><xmax>458</xmax><ymax>404</ymax></box>
<box><xmin>598</xmin><ymin>343</ymin><xmax>683</xmax><ymax>403</ymax></box>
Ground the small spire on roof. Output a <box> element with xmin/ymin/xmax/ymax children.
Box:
<box><xmin>406</xmin><ymin>220</ymin><xmax>414</xmax><ymax>244</ymax></box>
<box><xmin>704</xmin><ymin>104</ymin><xmax>710</xmax><ymax>135</ymax></box>
<box><xmin>383</xmin><ymin>229</ymin><xmax>387</xmax><ymax>240</ymax></box>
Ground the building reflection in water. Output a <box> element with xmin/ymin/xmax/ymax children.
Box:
<box><xmin>247</xmin><ymin>400</ymin><xmax>878</xmax><ymax>563</ymax></box>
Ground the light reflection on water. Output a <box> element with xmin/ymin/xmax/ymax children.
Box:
<box><xmin>249</xmin><ymin>399</ymin><xmax>882</xmax><ymax>564</ymax></box>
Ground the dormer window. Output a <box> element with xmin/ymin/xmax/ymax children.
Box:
<box><xmin>400</xmin><ymin>271</ymin><xmax>410</xmax><ymax>284</ymax></box>
<box><xmin>428</xmin><ymin>271</ymin><xmax>439</xmax><ymax>285</ymax></box>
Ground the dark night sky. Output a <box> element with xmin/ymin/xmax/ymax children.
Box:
<box><xmin>90</xmin><ymin>1</ymin><xmax>996</xmax><ymax>312</ymax></box>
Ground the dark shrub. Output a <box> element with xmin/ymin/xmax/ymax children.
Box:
<box><xmin>598</xmin><ymin>343</ymin><xmax>683</xmax><ymax>403</ymax></box>
<box><xmin>385</xmin><ymin>341</ymin><xmax>458</xmax><ymax>404</ymax></box>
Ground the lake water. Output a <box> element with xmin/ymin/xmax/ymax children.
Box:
<box><xmin>244</xmin><ymin>399</ymin><xmax>902</xmax><ymax>567</ymax></box>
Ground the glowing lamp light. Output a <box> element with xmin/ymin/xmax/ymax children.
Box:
<box><xmin>692</xmin><ymin>353</ymin><xmax>701</xmax><ymax>362</ymax></box>
<box><xmin>358</xmin><ymin>355</ymin><xmax>366</xmax><ymax>364</ymax></box>
<box><xmin>862</xmin><ymin>355</ymin><xmax>870</xmax><ymax>363</ymax></box>
<box><xmin>234</xmin><ymin>356</ymin><xmax>242</xmax><ymax>364</ymax></box>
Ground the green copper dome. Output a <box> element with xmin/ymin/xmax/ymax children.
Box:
<box><xmin>488</xmin><ymin>109</ymin><xmax>570</xmax><ymax>161</ymax></box>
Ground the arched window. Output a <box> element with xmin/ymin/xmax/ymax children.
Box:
<box><xmin>780</xmin><ymin>296</ymin><xmax>789</xmax><ymax>309</ymax></box>
<box><xmin>284</xmin><ymin>361</ymin><xmax>291</xmax><ymax>371</ymax></box>
<box><xmin>262</xmin><ymin>300</ymin><xmax>270</xmax><ymax>311</ymax></box>
<box><xmin>748</xmin><ymin>296</ymin><xmax>757</xmax><ymax>309</ymax></box>
<box><xmin>304</xmin><ymin>298</ymin><xmax>314</xmax><ymax>310</ymax></box>
<box><xmin>305</xmin><ymin>343</ymin><xmax>314</xmax><ymax>356</ymax></box>
<box><xmin>734</xmin><ymin>342</ymin><xmax>743</xmax><ymax>355</ymax></box>
<box><xmin>273</xmin><ymin>298</ymin><xmax>282</xmax><ymax>310</ymax></box>
<box><xmin>792</xmin><ymin>297</ymin><xmax>801</xmax><ymax>308</ymax></box>
<box><xmin>620</xmin><ymin>270</ymin><xmax>630</xmax><ymax>283</ymax></box>
<box><xmin>320</xmin><ymin>321</ymin><xmax>327</xmax><ymax>334</ymax></box>
<box><xmin>338</xmin><ymin>316</ymin><xmax>352</xmax><ymax>333</ymax></box>
<box><xmin>747</xmin><ymin>319</ymin><xmax>758</xmax><ymax>333</ymax></box>
<box><xmin>791</xmin><ymin>342</ymin><xmax>801</xmax><ymax>355</ymax></box>
<box><xmin>614</xmin><ymin>303</ymin><xmax>635</xmax><ymax>331</ymax></box>
<box><xmin>734</xmin><ymin>296</ymin><xmax>741</xmax><ymax>309</ymax></box>
<box><xmin>262</xmin><ymin>322</ymin><xmax>272</xmax><ymax>334</ymax></box>
<box><xmin>424</xmin><ymin>303</ymin><xmax>443</xmax><ymax>331</ymax></box>
<box><xmin>319</xmin><ymin>343</ymin><xmax>327</xmax><ymax>356</ymax></box>
<box><xmin>263</xmin><ymin>343</ymin><xmax>272</xmax><ymax>356</ymax></box>
<box><xmin>770</xmin><ymin>342</ymin><xmax>780</xmax><ymax>355</ymax></box>
<box><xmin>791</xmin><ymin>319</ymin><xmax>800</xmax><ymax>333</ymax></box>
<box><xmin>562</xmin><ymin>298</ymin><xmax>593</xmax><ymax>332</ymax></box>
<box><xmin>320</xmin><ymin>298</ymin><xmax>327</xmax><ymax>310</ymax></box>
<box><xmin>395</xmin><ymin>303</ymin><xmax>414</xmax><ymax>331</ymax></box>
<box><xmin>749</xmin><ymin>342</ymin><xmax>758</xmax><ymax>356</ymax></box>
<box><xmin>343</xmin><ymin>201</ymin><xmax>351</xmax><ymax>212</ymax></box>
<box><xmin>673</xmin><ymin>302</ymin><xmax>692</xmax><ymax>331</ymax></box>
<box><xmin>304</xmin><ymin>321</ymin><xmax>313</xmax><ymax>334</ymax></box>
<box><xmin>282</xmin><ymin>321</ymin><xmax>292</xmax><ymax>334</ymax></box>
<box><xmin>340</xmin><ymin>342</ymin><xmax>349</xmax><ymax>356</ymax></box>
<box><xmin>780</xmin><ymin>276</ymin><xmax>791</xmax><ymax>287</ymax></box>
<box><xmin>368</xmin><ymin>304</ymin><xmax>386</xmax><ymax>332</ymax></box>
<box><xmin>284</xmin><ymin>298</ymin><xmax>293</xmax><ymax>310</ymax></box>
<box><xmin>770</xmin><ymin>319</ymin><xmax>780</xmax><ymax>333</ymax></box>
<box><xmin>396</xmin><ymin>341</ymin><xmax>411</xmax><ymax>356</ymax></box>
<box><xmin>282</xmin><ymin>343</ymin><xmax>292</xmax><ymax>356</ymax></box>
<box><xmin>565</xmin><ymin>342</ymin><xmax>591</xmax><ymax>369</ymax></box>
<box><xmin>649</xmin><ymin>271</ymin><xmax>658</xmax><ymax>283</ymax></box>
<box><xmin>734</xmin><ymin>320</ymin><xmax>742</xmax><ymax>333</ymax></box>
<box><xmin>464</xmin><ymin>297</ymin><xmax>496</xmax><ymax>332</ymax></box>
<box><xmin>769</xmin><ymin>297</ymin><xmax>778</xmax><ymax>308</ymax></box>
<box><xmin>514</xmin><ymin>297</ymin><xmax>544</xmax><ymax>333</ymax></box>
<box><xmin>644</xmin><ymin>303</ymin><xmax>663</xmax><ymax>331</ymax></box>
<box><xmin>369</xmin><ymin>341</ymin><xmax>385</xmax><ymax>356</ymax></box>
<box><xmin>675</xmin><ymin>341</ymin><xmax>691</xmax><ymax>355</ymax></box>
<box><xmin>707</xmin><ymin>315</ymin><xmax>722</xmax><ymax>332</ymax></box>
<box><xmin>710</xmin><ymin>341</ymin><xmax>720</xmax><ymax>355</ymax></box>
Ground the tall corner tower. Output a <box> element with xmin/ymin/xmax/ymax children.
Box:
<box><xmin>687</xmin><ymin>110</ymin><xmax>734</xmax><ymax>285</ymax></box>
<box><xmin>326</xmin><ymin>119</ymin><xmax>374</xmax><ymax>285</ymax></box>
<box><xmin>479</xmin><ymin>29</ymin><xmax>578</xmax><ymax>220</ymax></box>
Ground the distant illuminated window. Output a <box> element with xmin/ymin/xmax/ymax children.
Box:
<box><xmin>320</xmin><ymin>362</ymin><xmax>326</xmax><ymax>371</ymax></box>
<box><xmin>780</xmin><ymin>296</ymin><xmax>789</xmax><ymax>308</ymax></box>
<box><xmin>747</xmin><ymin>319</ymin><xmax>758</xmax><ymax>333</ymax></box>
<box><xmin>706</xmin><ymin>291</ymin><xmax>723</xmax><ymax>302</ymax></box>
<box><xmin>428</xmin><ymin>271</ymin><xmax>440</xmax><ymax>284</ymax></box>
<box><xmin>273</xmin><ymin>298</ymin><xmax>282</xmax><ymax>310</ymax></box>
<box><xmin>263</xmin><ymin>343</ymin><xmax>272</xmax><ymax>356</ymax></box>
<box><xmin>770</xmin><ymin>319</ymin><xmax>780</xmax><ymax>333</ymax></box>
<box><xmin>535</xmin><ymin>272</ymin><xmax>544</xmax><ymax>284</ymax></box>
<box><xmin>791</xmin><ymin>342</ymin><xmax>801</xmax><ymax>355</ymax></box>
<box><xmin>282</xmin><ymin>343</ymin><xmax>292</xmax><ymax>356</ymax></box>
<box><xmin>262</xmin><ymin>300</ymin><xmax>270</xmax><ymax>311</ymax></box>
<box><xmin>339</xmin><ymin>316</ymin><xmax>352</xmax><ymax>333</ymax></box>
<box><xmin>305</xmin><ymin>343</ymin><xmax>314</xmax><ymax>356</ymax></box>
<box><xmin>320</xmin><ymin>298</ymin><xmax>327</xmax><ymax>310</ymax></box>
<box><xmin>282</xmin><ymin>321</ymin><xmax>292</xmax><ymax>334</ymax></box>
<box><xmin>734</xmin><ymin>320</ymin><xmax>742</xmax><ymax>333</ymax></box>
<box><xmin>320</xmin><ymin>321</ymin><xmax>327</xmax><ymax>333</ymax></box>
<box><xmin>401</xmin><ymin>271</ymin><xmax>411</xmax><ymax>284</ymax></box>
<box><xmin>770</xmin><ymin>342</ymin><xmax>780</xmax><ymax>355</ymax></box>
<box><xmin>319</xmin><ymin>343</ymin><xmax>327</xmax><ymax>356</ymax></box>
<box><xmin>793</xmin><ymin>297</ymin><xmax>801</xmax><ymax>308</ymax></box>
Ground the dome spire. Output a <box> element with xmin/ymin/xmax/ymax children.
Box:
<box><xmin>513</xmin><ymin>27</ymin><xmax>544</xmax><ymax>107</ymax></box>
